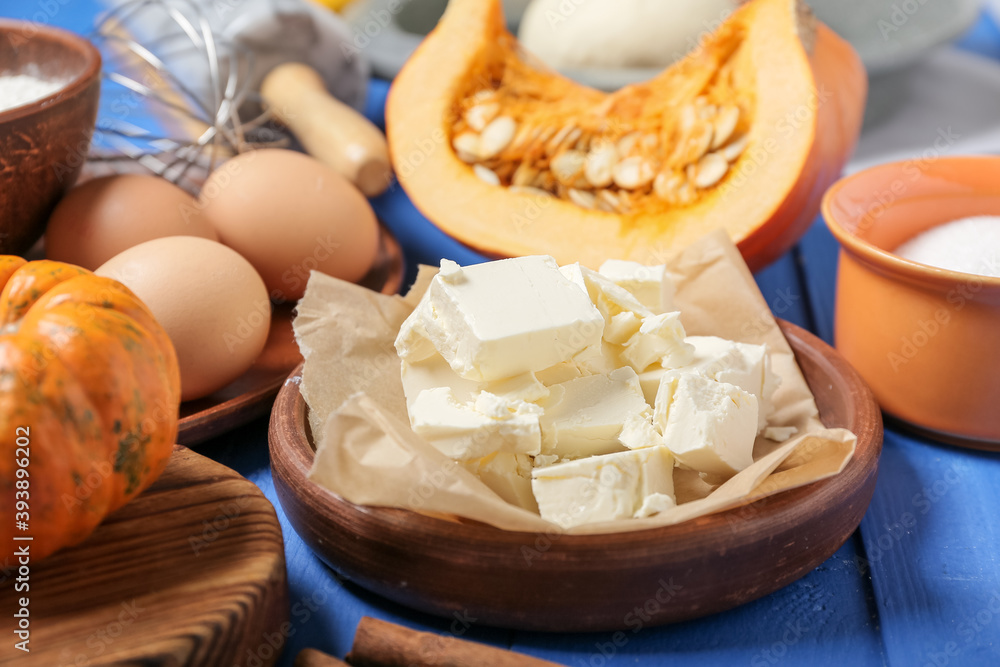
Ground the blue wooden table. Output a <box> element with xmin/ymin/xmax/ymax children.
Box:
<box><xmin>7</xmin><ymin>2</ymin><xmax>1000</xmax><ymax>664</ymax></box>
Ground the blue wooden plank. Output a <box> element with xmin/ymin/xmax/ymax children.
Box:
<box><xmin>796</xmin><ymin>218</ymin><xmax>840</xmax><ymax>345</ymax></box>
<box><xmin>754</xmin><ymin>251</ymin><xmax>814</xmax><ymax>333</ymax></box>
<box><xmin>857</xmin><ymin>430</ymin><xmax>1000</xmax><ymax>667</ymax></box>
<box><xmin>505</xmin><ymin>537</ymin><xmax>885</xmax><ymax>667</ymax></box>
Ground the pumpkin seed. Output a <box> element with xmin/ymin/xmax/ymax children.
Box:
<box><xmin>480</xmin><ymin>116</ymin><xmax>517</xmax><ymax>158</ymax></box>
<box><xmin>596</xmin><ymin>189</ymin><xmax>623</xmax><ymax>213</ymax></box>
<box><xmin>510</xmin><ymin>124</ymin><xmax>540</xmax><ymax>153</ymax></box>
<box><xmin>470</xmin><ymin>89</ymin><xmax>497</xmax><ymax>104</ymax></box>
<box><xmin>547</xmin><ymin>126</ymin><xmax>583</xmax><ymax>156</ymax></box>
<box><xmin>474</xmin><ymin>164</ymin><xmax>501</xmax><ymax>186</ymax></box>
<box><xmin>676</xmin><ymin>182</ymin><xmax>695</xmax><ymax>205</ymax></box>
<box><xmin>453</xmin><ymin>132</ymin><xmax>482</xmax><ymax>163</ymax></box>
<box><xmin>509</xmin><ymin>185</ymin><xmax>553</xmax><ymax>198</ymax></box>
<box><xmin>551</xmin><ymin>150</ymin><xmax>587</xmax><ymax>185</ymax></box>
<box><xmin>512</xmin><ymin>162</ymin><xmax>538</xmax><ymax>187</ymax></box>
<box><xmin>465</xmin><ymin>102</ymin><xmax>500</xmax><ymax>132</ymax></box>
<box><xmin>613</xmin><ymin>156</ymin><xmax>656</xmax><ymax>190</ymax></box>
<box><xmin>720</xmin><ymin>133</ymin><xmax>749</xmax><ymax>162</ymax></box>
<box><xmin>568</xmin><ymin>188</ymin><xmax>597</xmax><ymax>209</ymax></box>
<box><xmin>693</xmin><ymin>152</ymin><xmax>729</xmax><ymax>189</ymax></box>
<box><xmin>584</xmin><ymin>141</ymin><xmax>618</xmax><ymax>188</ymax></box>
<box><xmin>711</xmin><ymin>106</ymin><xmax>740</xmax><ymax>149</ymax></box>
<box><xmin>653</xmin><ymin>171</ymin><xmax>685</xmax><ymax>201</ymax></box>
<box><xmin>678</xmin><ymin>121</ymin><xmax>714</xmax><ymax>165</ymax></box>
<box><xmin>616</xmin><ymin>132</ymin><xmax>641</xmax><ymax>156</ymax></box>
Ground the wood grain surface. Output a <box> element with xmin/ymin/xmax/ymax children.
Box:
<box><xmin>0</xmin><ymin>446</ymin><xmax>289</xmax><ymax>666</ymax></box>
<box><xmin>268</xmin><ymin>319</ymin><xmax>883</xmax><ymax>632</ymax></box>
<box><xmin>177</xmin><ymin>226</ymin><xmax>405</xmax><ymax>447</ymax></box>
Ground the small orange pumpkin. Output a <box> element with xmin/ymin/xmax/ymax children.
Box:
<box><xmin>0</xmin><ymin>256</ymin><xmax>181</xmax><ymax>562</ymax></box>
<box><xmin>387</xmin><ymin>0</ymin><xmax>867</xmax><ymax>271</ymax></box>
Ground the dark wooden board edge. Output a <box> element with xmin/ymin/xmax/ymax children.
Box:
<box><xmin>0</xmin><ymin>446</ymin><xmax>290</xmax><ymax>666</ymax></box>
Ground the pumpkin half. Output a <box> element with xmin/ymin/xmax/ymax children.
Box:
<box><xmin>0</xmin><ymin>257</ymin><xmax>181</xmax><ymax>562</ymax></box>
<box><xmin>386</xmin><ymin>0</ymin><xmax>866</xmax><ymax>270</ymax></box>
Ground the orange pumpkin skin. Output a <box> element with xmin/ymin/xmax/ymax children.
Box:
<box><xmin>0</xmin><ymin>256</ymin><xmax>181</xmax><ymax>562</ymax></box>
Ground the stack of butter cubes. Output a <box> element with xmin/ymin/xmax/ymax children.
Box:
<box><xmin>395</xmin><ymin>255</ymin><xmax>788</xmax><ymax>529</ymax></box>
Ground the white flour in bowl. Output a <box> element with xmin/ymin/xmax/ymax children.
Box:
<box><xmin>894</xmin><ymin>215</ymin><xmax>1000</xmax><ymax>278</ymax></box>
<box><xmin>0</xmin><ymin>73</ymin><xmax>67</xmax><ymax>112</ymax></box>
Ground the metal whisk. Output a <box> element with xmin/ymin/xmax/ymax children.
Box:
<box><xmin>87</xmin><ymin>0</ymin><xmax>287</xmax><ymax>191</ymax></box>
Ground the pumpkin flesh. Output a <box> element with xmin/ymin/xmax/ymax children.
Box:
<box><xmin>0</xmin><ymin>257</ymin><xmax>181</xmax><ymax>561</ymax></box>
<box><xmin>387</xmin><ymin>0</ymin><xmax>866</xmax><ymax>270</ymax></box>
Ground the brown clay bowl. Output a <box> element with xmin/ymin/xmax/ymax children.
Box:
<box><xmin>269</xmin><ymin>320</ymin><xmax>882</xmax><ymax>632</ymax></box>
<box><xmin>0</xmin><ymin>20</ymin><xmax>101</xmax><ymax>255</ymax></box>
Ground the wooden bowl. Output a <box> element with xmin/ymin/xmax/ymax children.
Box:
<box><xmin>823</xmin><ymin>156</ymin><xmax>1000</xmax><ymax>448</ymax></box>
<box><xmin>269</xmin><ymin>320</ymin><xmax>882</xmax><ymax>632</ymax></box>
<box><xmin>0</xmin><ymin>20</ymin><xmax>101</xmax><ymax>255</ymax></box>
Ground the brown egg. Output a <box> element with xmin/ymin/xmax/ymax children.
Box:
<box><xmin>96</xmin><ymin>236</ymin><xmax>270</xmax><ymax>402</ymax></box>
<box><xmin>198</xmin><ymin>149</ymin><xmax>379</xmax><ymax>302</ymax></box>
<box><xmin>45</xmin><ymin>174</ymin><xmax>218</xmax><ymax>270</ymax></box>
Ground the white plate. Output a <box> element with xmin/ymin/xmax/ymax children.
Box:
<box><xmin>346</xmin><ymin>0</ymin><xmax>981</xmax><ymax>89</ymax></box>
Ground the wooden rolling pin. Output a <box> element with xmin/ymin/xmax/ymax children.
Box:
<box><xmin>261</xmin><ymin>62</ymin><xmax>392</xmax><ymax>197</ymax></box>
<box><xmin>346</xmin><ymin>616</ymin><xmax>566</xmax><ymax>667</ymax></box>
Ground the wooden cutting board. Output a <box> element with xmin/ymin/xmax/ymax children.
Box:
<box><xmin>0</xmin><ymin>446</ymin><xmax>288</xmax><ymax>666</ymax></box>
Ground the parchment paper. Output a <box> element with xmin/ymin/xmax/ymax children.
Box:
<box><xmin>293</xmin><ymin>230</ymin><xmax>856</xmax><ymax>535</ymax></box>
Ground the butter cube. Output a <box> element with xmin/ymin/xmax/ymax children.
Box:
<box><xmin>395</xmin><ymin>256</ymin><xmax>605</xmax><ymax>381</ymax></box>
<box><xmin>462</xmin><ymin>452</ymin><xmax>538</xmax><ymax>512</ymax></box>
<box><xmin>681</xmin><ymin>336</ymin><xmax>780</xmax><ymax>430</ymax></box>
<box><xmin>620</xmin><ymin>312</ymin><xmax>695</xmax><ymax>372</ymax></box>
<box><xmin>636</xmin><ymin>365</ymin><xmax>667</xmax><ymax>406</ymax></box>
<box><xmin>598</xmin><ymin>259</ymin><xmax>674</xmax><ymax>313</ymax></box>
<box><xmin>618</xmin><ymin>413</ymin><xmax>662</xmax><ymax>450</ymax></box>
<box><xmin>535</xmin><ymin>340</ymin><xmax>622</xmax><ymax>386</ymax></box>
<box><xmin>481</xmin><ymin>372</ymin><xmax>550</xmax><ymax>403</ymax></box>
<box><xmin>560</xmin><ymin>263</ymin><xmax>654</xmax><ymax>342</ymax></box>
<box><xmin>653</xmin><ymin>372</ymin><xmax>758</xmax><ymax>476</ymax></box>
<box><xmin>764</xmin><ymin>425</ymin><xmax>798</xmax><ymax>442</ymax></box>
<box><xmin>400</xmin><ymin>352</ymin><xmax>480</xmax><ymax>410</ymax></box>
<box><xmin>531</xmin><ymin>446</ymin><xmax>676</xmax><ymax>528</ymax></box>
<box><xmin>409</xmin><ymin>388</ymin><xmax>542</xmax><ymax>460</ymax></box>
<box><xmin>540</xmin><ymin>367</ymin><xmax>649</xmax><ymax>459</ymax></box>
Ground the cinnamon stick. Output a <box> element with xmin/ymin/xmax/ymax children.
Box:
<box><xmin>295</xmin><ymin>648</ymin><xmax>350</xmax><ymax>667</ymax></box>
<box><xmin>347</xmin><ymin>616</ymin><xmax>564</xmax><ymax>667</ymax></box>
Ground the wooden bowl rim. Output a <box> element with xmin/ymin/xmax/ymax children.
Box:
<box><xmin>0</xmin><ymin>18</ymin><xmax>102</xmax><ymax>123</ymax></box>
<box><xmin>270</xmin><ymin>319</ymin><xmax>883</xmax><ymax>549</ymax></box>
